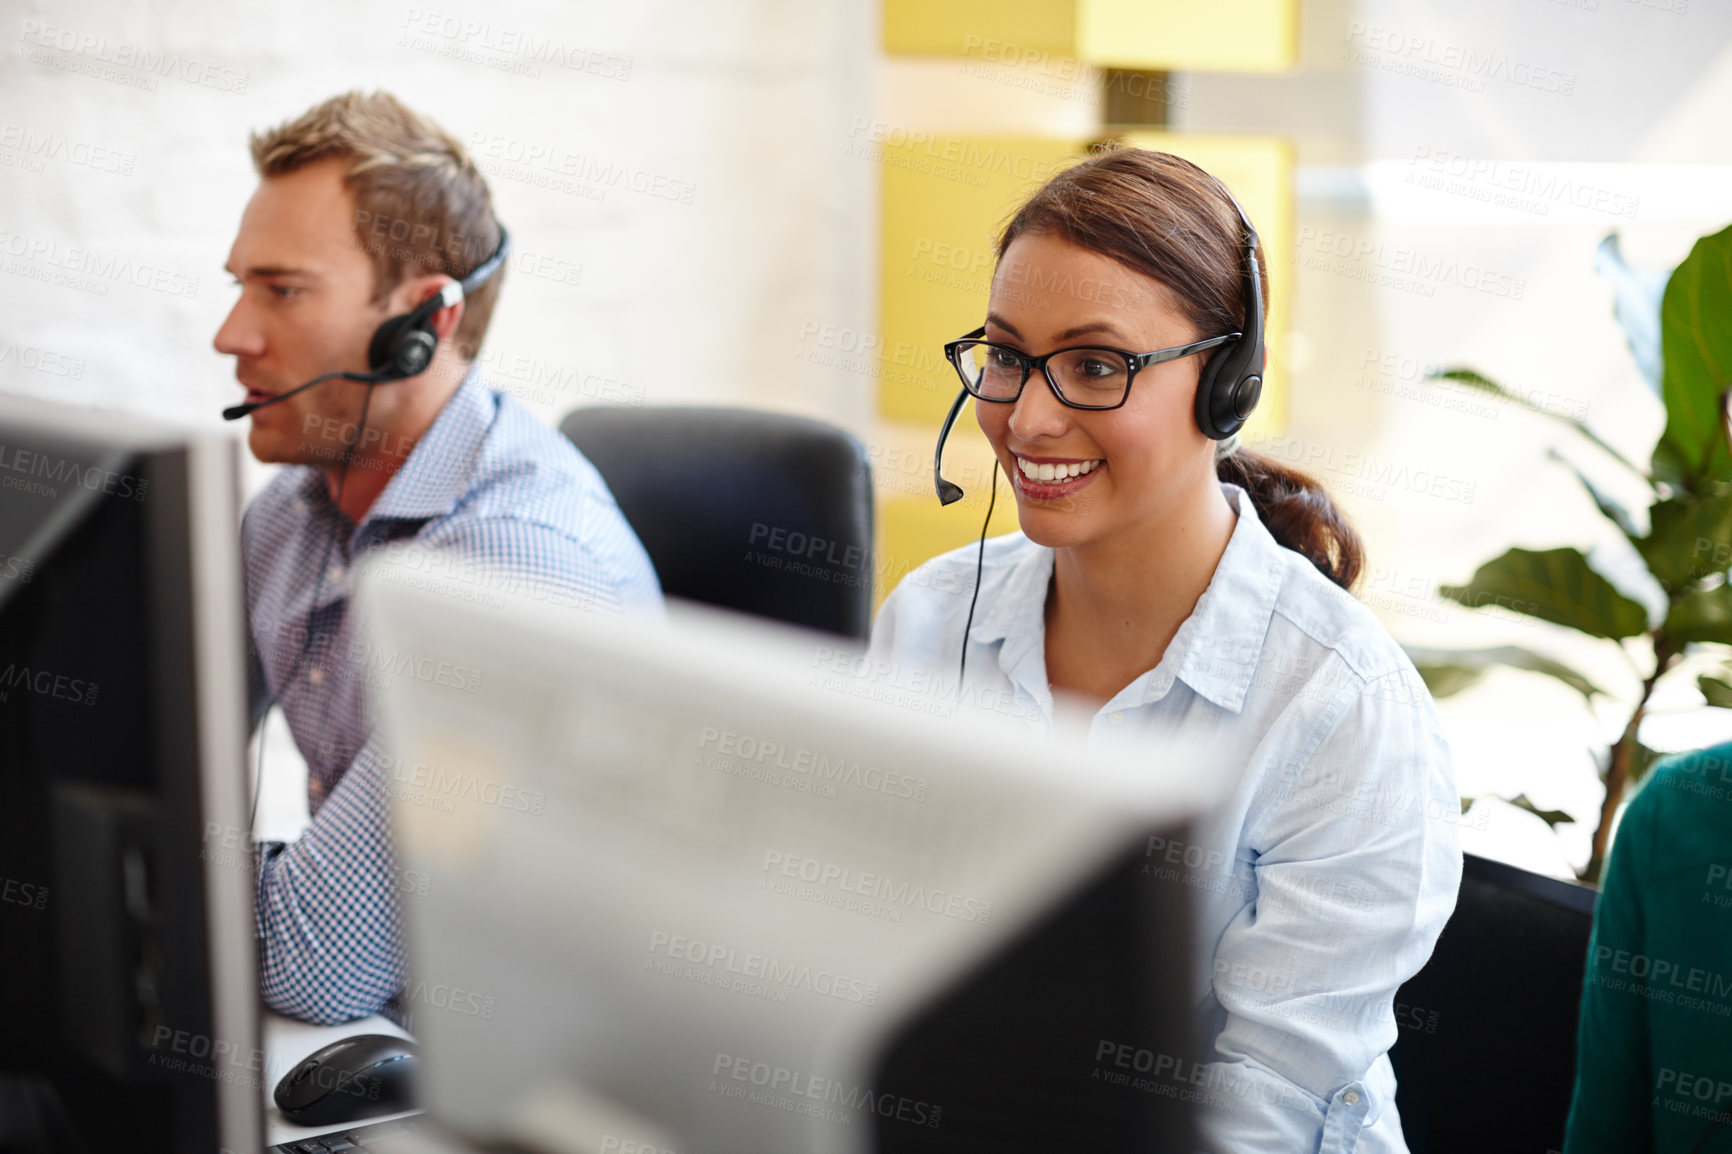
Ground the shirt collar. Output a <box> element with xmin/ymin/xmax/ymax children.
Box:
<box><xmin>969</xmin><ymin>482</ymin><xmax>1288</xmax><ymax>715</ymax></box>
<box><xmin>361</xmin><ymin>365</ymin><xmax>494</xmax><ymax>525</ymax></box>
<box><xmin>1167</xmin><ymin>483</ymin><xmax>1287</xmax><ymax>713</ymax></box>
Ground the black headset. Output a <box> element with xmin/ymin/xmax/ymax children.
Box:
<box><xmin>222</xmin><ymin>225</ymin><xmax>512</xmax><ymax>421</ymax></box>
<box><xmin>1195</xmin><ymin>197</ymin><xmax>1266</xmax><ymax>441</ymax></box>
<box><xmin>931</xmin><ymin>194</ymin><xmax>1265</xmax><ymax>504</ymax></box>
<box><xmin>237</xmin><ymin>222</ymin><xmax>510</xmax><ymax>833</ymax></box>
<box><xmin>365</xmin><ymin>227</ymin><xmax>512</xmax><ymax>380</ymax></box>
<box><xmin>933</xmin><ymin>185</ymin><xmax>1265</xmax><ymax>699</ymax></box>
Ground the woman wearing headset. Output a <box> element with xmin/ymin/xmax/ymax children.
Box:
<box><xmin>867</xmin><ymin>148</ymin><xmax>1462</xmax><ymax>1152</ymax></box>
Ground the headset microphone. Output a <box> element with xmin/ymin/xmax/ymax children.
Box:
<box><xmin>222</xmin><ymin>226</ymin><xmax>512</xmax><ymax>422</ymax></box>
<box><xmin>222</xmin><ymin>369</ymin><xmax>383</xmax><ymax>421</ymax></box>
<box><xmin>932</xmin><ymin>386</ymin><xmax>970</xmax><ymax>506</ymax></box>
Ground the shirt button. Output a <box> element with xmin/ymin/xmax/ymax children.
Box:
<box><xmin>1108</xmin><ymin>711</ymin><xmax>1125</xmax><ymax>724</ymax></box>
<box><xmin>1343</xmin><ymin>1090</ymin><xmax>1360</xmax><ymax>1106</ymax></box>
<box><xmin>328</xmin><ymin>564</ymin><xmax>345</xmax><ymax>583</ymax></box>
<box><xmin>308</xmin><ymin>666</ymin><xmax>325</xmax><ymax>686</ymax></box>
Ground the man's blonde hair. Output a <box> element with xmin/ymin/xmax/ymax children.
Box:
<box><xmin>250</xmin><ymin>90</ymin><xmax>503</xmax><ymax>359</ymax></box>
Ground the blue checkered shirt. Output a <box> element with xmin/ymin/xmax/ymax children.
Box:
<box><xmin>244</xmin><ymin>369</ymin><xmax>661</xmax><ymax>1024</ymax></box>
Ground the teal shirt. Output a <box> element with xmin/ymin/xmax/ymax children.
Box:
<box><xmin>1564</xmin><ymin>744</ymin><xmax>1732</xmax><ymax>1153</ymax></box>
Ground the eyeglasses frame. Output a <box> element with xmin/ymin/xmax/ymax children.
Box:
<box><xmin>942</xmin><ymin>325</ymin><xmax>1241</xmax><ymax>412</ymax></box>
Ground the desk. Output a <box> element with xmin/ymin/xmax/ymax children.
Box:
<box><xmin>262</xmin><ymin>1009</ymin><xmax>421</xmax><ymax>1149</ymax></box>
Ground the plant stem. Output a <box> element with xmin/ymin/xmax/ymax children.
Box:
<box><xmin>1585</xmin><ymin>636</ymin><xmax>1678</xmax><ymax>883</ymax></box>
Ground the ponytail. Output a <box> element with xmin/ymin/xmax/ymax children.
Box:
<box><xmin>1217</xmin><ymin>449</ymin><xmax>1363</xmax><ymax>591</ymax></box>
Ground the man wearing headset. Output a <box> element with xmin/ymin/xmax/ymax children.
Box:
<box><xmin>214</xmin><ymin>91</ymin><xmax>660</xmax><ymax>1024</ymax></box>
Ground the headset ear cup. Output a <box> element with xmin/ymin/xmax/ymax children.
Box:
<box><xmin>367</xmin><ymin>313</ymin><xmax>439</xmax><ymax>380</ymax></box>
<box><xmin>367</xmin><ymin>314</ymin><xmax>412</xmax><ymax>376</ymax></box>
<box><xmin>1194</xmin><ymin>340</ymin><xmax>1236</xmax><ymax>440</ymax></box>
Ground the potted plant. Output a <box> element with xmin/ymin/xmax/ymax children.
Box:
<box><xmin>1409</xmin><ymin>224</ymin><xmax>1732</xmax><ymax>884</ymax></box>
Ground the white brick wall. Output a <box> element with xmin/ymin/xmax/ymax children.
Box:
<box><xmin>0</xmin><ymin>0</ymin><xmax>878</xmax><ymax>497</ymax></box>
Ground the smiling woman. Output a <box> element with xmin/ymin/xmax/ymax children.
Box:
<box><xmin>866</xmin><ymin>147</ymin><xmax>1464</xmax><ymax>1154</ymax></box>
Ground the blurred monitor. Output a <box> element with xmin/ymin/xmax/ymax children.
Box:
<box><xmin>0</xmin><ymin>398</ymin><xmax>260</xmax><ymax>1154</ymax></box>
<box><xmin>359</xmin><ymin>556</ymin><xmax>1236</xmax><ymax>1154</ymax></box>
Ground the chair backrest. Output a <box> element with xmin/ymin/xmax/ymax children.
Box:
<box><xmin>1389</xmin><ymin>852</ymin><xmax>1597</xmax><ymax>1153</ymax></box>
<box><xmin>560</xmin><ymin>405</ymin><xmax>875</xmax><ymax>640</ymax></box>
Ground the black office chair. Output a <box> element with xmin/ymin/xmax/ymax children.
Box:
<box><xmin>560</xmin><ymin>406</ymin><xmax>875</xmax><ymax>640</ymax></box>
<box><xmin>1389</xmin><ymin>852</ymin><xmax>1598</xmax><ymax>1153</ymax></box>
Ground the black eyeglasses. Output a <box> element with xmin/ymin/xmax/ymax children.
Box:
<box><xmin>942</xmin><ymin>326</ymin><xmax>1240</xmax><ymax>411</ymax></box>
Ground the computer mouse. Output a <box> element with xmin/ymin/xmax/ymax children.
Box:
<box><xmin>273</xmin><ymin>1033</ymin><xmax>419</xmax><ymax>1128</ymax></box>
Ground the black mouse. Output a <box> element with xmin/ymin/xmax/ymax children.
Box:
<box><xmin>274</xmin><ymin>1033</ymin><xmax>419</xmax><ymax>1128</ymax></box>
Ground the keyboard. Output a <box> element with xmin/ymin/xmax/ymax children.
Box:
<box><xmin>268</xmin><ymin>1113</ymin><xmax>433</xmax><ymax>1153</ymax></box>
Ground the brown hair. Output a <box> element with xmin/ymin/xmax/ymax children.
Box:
<box><xmin>996</xmin><ymin>145</ymin><xmax>1363</xmax><ymax>591</ymax></box>
<box><xmin>250</xmin><ymin>90</ymin><xmax>504</xmax><ymax>360</ymax></box>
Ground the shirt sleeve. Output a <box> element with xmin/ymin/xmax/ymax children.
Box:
<box><xmin>415</xmin><ymin>514</ymin><xmax>664</xmax><ymax>619</ymax></box>
<box><xmin>253</xmin><ymin>733</ymin><xmax>406</xmax><ymax>1025</ymax></box>
<box><xmin>1197</xmin><ymin>666</ymin><xmax>1463</xmax><ymax>1153</ymax></box>
<box><xmin>1561</xmin><ymin>776</ymin><xmax>1653</xmax><ymax>1153</ymax></box>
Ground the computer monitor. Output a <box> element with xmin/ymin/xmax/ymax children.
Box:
<box><xmin>358</xmin><ymin>553</ymin><xmax>1236</xmax><ymax>1154</ymax></box>
<box><xmin>0</xmin><ymin>397</ymin><xmax>261</xmax><ymax>1154</ymax></box>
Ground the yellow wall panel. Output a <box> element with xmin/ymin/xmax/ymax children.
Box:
<box><xmin>1076</xmin><ymin>0</ymin><xmax>1297</xmax><ymax>71</ymax></box>
<box><xmin>883</xmin><ymin>0</ymin><xmax>1077</xmax><ymax>57</ymax></box>
<box><xmin>883</xmin><ymin>0</ymin><xmax>1297</xmax><ymax>72</ymax></box>
<box><xmin>1116</xmin><ymin>131</ymin><xmax>1293</xmax><ymax>438</ymax></box>
<box><xmin>876</xmin><ymin>485</ymin><xmax>1022</xmax><ymax>611</ymax></box>
<box><xmin>878</xmin><ymin>132</ymin><xmax>1291</xmax><ymax>435</ymax></box>
<box><xmin>878</xmin><ymin>134</ymin><xmax>1084</xmax><ymax>425</ymax></box>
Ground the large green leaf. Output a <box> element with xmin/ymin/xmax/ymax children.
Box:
<box><xmin>1653</xmin><ymin>223</ymin><xmax>1732</xmax><ymax>491</ymax></box>
<box><xmin>1637</xmin><ymin>490</ymin><xmax>1732</xmax><ymax>590</ymax></box>
<box><xmin>1432</xmin><ymin>368</ymin><xmax>1651</xmax><ymax>484</ymax></box>
<box><xmin>1663</xmin><ymin>583</ymin><xmax>1732</xmax><ymax>645</ymax></box>
<box><xmin>1441</xmin><ymin>547</ymin><xmax>1650</xmax><ymax>640</ymax></box>
<box><xmin>1404</xmin><ymin>644</ymin><xmax>1605</xmax><ymax>700</ymax></box>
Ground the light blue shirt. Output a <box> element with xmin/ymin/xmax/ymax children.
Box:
<box><xmin>865</xmin><ymin>482</ymin><xmax>1461</xmax><ymax>1153</ymax></box>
